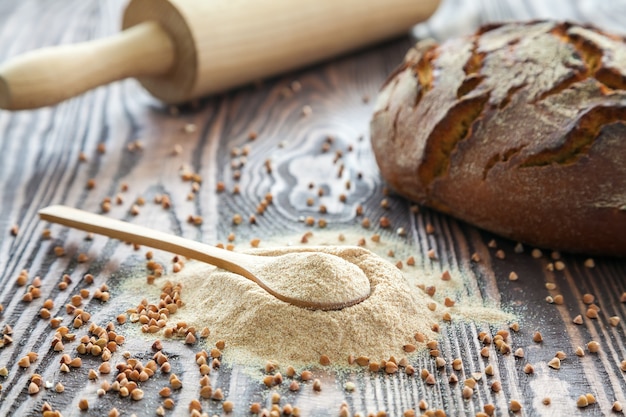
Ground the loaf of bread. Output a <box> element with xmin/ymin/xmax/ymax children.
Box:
<box><xmin>371</xmin><ymin>21</ymin><xmax>626</xmax><ymax>256</ymax></box>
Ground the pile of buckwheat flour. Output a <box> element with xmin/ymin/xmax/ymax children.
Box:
<box><xmin>174</xmin><ymin>245</ymin><xmax>441</xmax><ymax>366</ymax></box>
<box><xmin>256</xmin><ymin>251</ymin><xmax>370</xmax><ymax>307</ymax></box>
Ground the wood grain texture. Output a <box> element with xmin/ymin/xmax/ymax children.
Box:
<box><xmin>0</xmin><ymin>1</ymin><xmax>625</xmax><ymax>417</ymax></box>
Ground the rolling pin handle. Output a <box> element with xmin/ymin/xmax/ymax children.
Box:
<box><xmin>0</xmin><ymin>21</ymin><xmax>175</xmax><ymax>110</ymax></box>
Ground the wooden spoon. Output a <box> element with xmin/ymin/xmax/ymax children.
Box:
<box><xmin>39</xmin><ymin>205</ymin><xmax>371</xmax><ymax>310</ymax></box>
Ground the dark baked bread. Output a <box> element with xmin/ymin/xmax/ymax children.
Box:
<box><xmin>371</xmin><ymin>21</ymin><xmax>626</xmax><ymax>256</ymax></box>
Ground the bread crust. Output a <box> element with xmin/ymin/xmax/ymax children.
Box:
<box><xmin>371</xmin><ymin>21</ymin><xmax>626</xmax><ymax>256</ymax></box>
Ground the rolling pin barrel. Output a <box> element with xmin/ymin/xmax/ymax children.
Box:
<box><xmin>0</xmin><ymin>0</ymin><xmax>440</xmax><ymax>110</ymax></box>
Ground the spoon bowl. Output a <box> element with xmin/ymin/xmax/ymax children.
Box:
<box><xmin>38</xmin><ymin>205</ymin><xmax>371</xmax><ymax>310</ymax></box>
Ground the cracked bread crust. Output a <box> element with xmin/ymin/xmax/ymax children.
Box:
<box><xmin>371</xmin><ymin>21</ymin><xmax>626</xmax><ymax>256</ymax></box>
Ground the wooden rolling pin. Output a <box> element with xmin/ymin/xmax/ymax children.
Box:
<box><xmin>0</xmin><ymin>0</ymin><xmax>440</xmax><ymax>110</ymax></box>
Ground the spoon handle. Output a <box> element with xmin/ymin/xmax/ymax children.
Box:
<box><xmin>38</xmin><ymin>205</ymin><xmax>256</xmax><ymax>279</ymax></box>
<box><xmin>38</xmin><ymin>205</ymin><xmax>364</xmax><ymax>311</ymax></box>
